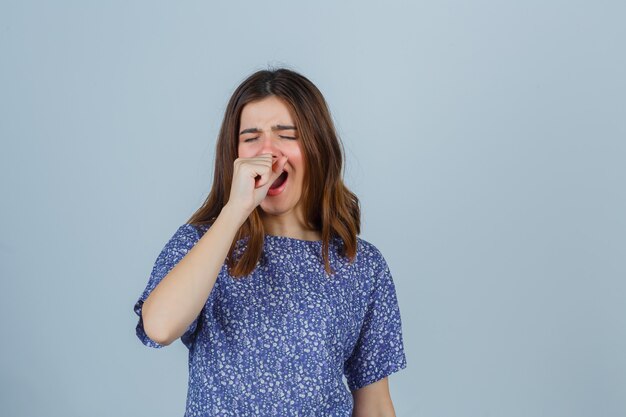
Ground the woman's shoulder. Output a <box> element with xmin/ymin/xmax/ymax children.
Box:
<box><xmin>161</xmin><ymin>222</ymin><xmax>212</xmax><ymax>251</ymax></box>
<box><xmin>352</xmin><ymin>235</ymin><xmax>392</xmax><ymax>277</ymax></box>
<box><xmin>184</xmin><ymin>222</ymin><xmax>211</xmax><ymax>238</ymax></box>
<box><xmin>355</xmin><ymin>236</ymin><xmax>387</xmax><ymax>262</ymax></box>
<box><xmin>162</xmin><ymin>223</ymin><xmax>202</xmax><ymax>247</ymax></box>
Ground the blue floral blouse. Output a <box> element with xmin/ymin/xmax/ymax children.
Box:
<box><xmin>134</xmin><ymin>223</ymin><xmax>407</xmax><ymax>417</ymax></box>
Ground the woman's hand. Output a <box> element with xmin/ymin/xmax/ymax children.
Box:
<box><xmin>227</xmin><ymin>153</ymin><xmax>289</xmax><ymax>218</ymax></box>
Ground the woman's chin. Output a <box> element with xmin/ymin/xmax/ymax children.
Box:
<box><xmin>259</xmin><ymin>198</ymin><xmax>295</xmax><ymax>216</ymax></box>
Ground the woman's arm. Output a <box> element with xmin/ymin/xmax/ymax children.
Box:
<box><xmin>141</xmin><ymin>203</ymin><xmax>247</xmax><ymax>346</ymax></box>
<box><xmin>351</xmin><ymin>377</ymin><xmax>397</xmax><ymax>417</ymax></box>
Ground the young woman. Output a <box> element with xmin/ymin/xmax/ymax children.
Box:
<box><xmin>133</xmin><ymin>67</ymin><xmax>407</xmax><ymax>417</ymax></box>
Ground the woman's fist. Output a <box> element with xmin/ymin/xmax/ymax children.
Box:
<box><xmin>227</xmin><ymin>153</ymin><xmax>289</xmax><ymax>217</ymax></box>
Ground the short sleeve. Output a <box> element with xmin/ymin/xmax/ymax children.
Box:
<box><xmin>133</xmin><ymin>223</ymin><xmax>203</xmax><ymax>349</ymax></box>
<box><xmin>344</xmin><ymin>254</ymin><xmax>408</xmax><ymax>391</ymax></box>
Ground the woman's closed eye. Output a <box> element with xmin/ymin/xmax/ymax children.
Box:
<box><xmin>244</xmin><ymin>135</ymin><xmax>296</xmax><ymax>142</ymax></box>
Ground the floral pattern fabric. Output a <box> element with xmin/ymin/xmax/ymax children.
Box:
<box><xmin>134</xmin><ymin>223</ymin><xmax>407</xmax><ymax>417</ymax></box>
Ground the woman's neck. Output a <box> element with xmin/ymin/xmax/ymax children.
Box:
<box><xmin>260</xmin><ymin>210</ymin><xmax>321</xmax><ymax>241</ymax></box>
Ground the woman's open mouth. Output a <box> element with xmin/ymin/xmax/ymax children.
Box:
<box><xmin>267</xmin><ymin>171</ymin><xmax>288</xmax><ymax>196</ymax></box>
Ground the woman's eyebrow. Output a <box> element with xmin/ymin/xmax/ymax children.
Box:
<box><xmin>239</xmin><ymin>125</ymin><xmax>297</xmax><ymax>135</ymax></box>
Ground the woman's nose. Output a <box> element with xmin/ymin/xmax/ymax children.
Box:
<box><xmin>259</xmin><ymin>136</ymin><xmax>282</xmax><ymax>159</ymax></box>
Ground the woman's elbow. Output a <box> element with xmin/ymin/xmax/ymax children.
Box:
<box><xmin>142</xmin><ymin>301</ymin><xmax>175</xmax><ymax>346</ymax></box>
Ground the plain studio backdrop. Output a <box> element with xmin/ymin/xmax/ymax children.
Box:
<box><xmin>1</xmin><ymin>1</ymin><xmax>625</xmax><ymax>416</ymax></box>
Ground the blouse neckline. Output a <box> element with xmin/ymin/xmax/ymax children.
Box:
<box><xmin>264</xmin><ymin>233</ymin><xmax>323</xmax><ymax>244</ymax></box>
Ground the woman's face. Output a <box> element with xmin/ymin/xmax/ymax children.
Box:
<box><xmin>238</xmin><ymin>95</ymin><xmax>306</xmax><ymax>219</ymax></box>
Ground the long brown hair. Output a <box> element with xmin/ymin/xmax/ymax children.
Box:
<box><xmin>186</xmin><ymin>67</ymin><xmax>360</xmax><ymax>277</ymax></box>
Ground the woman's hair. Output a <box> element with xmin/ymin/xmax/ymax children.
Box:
<box><xmin>187</xmin><ymin>67</ymin><xmax>360</xmax><ymax>277</ymax></box>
